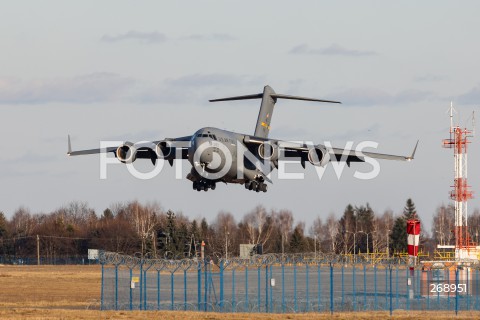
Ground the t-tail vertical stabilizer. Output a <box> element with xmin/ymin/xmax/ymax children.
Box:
<box><xmin>209</xmin><ymin>85</ymin><xmax>340</xmax><ymax>139</ymax></box>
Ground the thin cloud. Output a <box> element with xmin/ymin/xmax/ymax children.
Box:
<box><xmin>0</xmin><ymin>73</ymin><xmax>134</xmax><ymax>104</ymax></box>
<box><xmin>334</xmin><ymin>87</ymin><xmax>431</xmax><ymax>106</ymax></box>
<box><xmin>290</xmin><ymin>43</ymin><xmax>376</xmax><ymax>56</ymax></box>
<box><xmin>414</xmin><ymin>74</ymin><xmax>447</xmax><ymax>82</ymax></box>
<box><xmin>134</xmin><ymin>73</ymin><xmax>265</xmax><ymax>104</ymax></box>
<box><xmin>182</xmin><ymin>33</ymin><xmax>236</xmax><ymax>42</ymax></box>
<box><xmin>166</xmin><ymin>73</ymin><xmax>258</xmax><ymax>87</ymax></box>
<box><xmin>101</xmin><ymin>30</ymin><xmax>167</xmax><ymax>44</ymax></box>
<box><xmin>457</xmin><ymin>86</ymin><xmax>480</xmax><ymax>105</ymax></box>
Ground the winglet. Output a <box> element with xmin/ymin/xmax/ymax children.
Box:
<box><xmin>67</xmin><ymin>135</ymin><xmax>72</xmax><ymax>155</ymax></box>
<box><xmin>406</xmin><ymin>140</ymin><xmax>419</xmax><ymax>161</ymax></box>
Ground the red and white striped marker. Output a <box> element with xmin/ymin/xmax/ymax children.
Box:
<box><xmin>407</xmin><ymin>219</ymin><xmax>420</xmax><ymax>268</ymax></box>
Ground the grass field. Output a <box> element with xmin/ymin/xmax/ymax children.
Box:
<box><xmin>0</xmin><ymin>265</ymin><xmax>478</xmax><ymax>319</ymax></box>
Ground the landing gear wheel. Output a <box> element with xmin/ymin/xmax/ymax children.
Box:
<box><xmin>211</xmin><ymin>183</ymin><xmax>216</xmax><ymax>190</ymax></box>
<box><xmin>260</xmin><ymin>183</ymin><xmax>267</xmax><ymax>192</ymax></box>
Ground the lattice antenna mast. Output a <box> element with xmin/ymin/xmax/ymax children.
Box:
<box><xmin>442</xmin><ymin>102</ymin><xmax>475</xmax><ymax>261</ymax></box>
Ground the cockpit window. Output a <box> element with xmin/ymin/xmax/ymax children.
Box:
<box><xmin>196</xmin><ymin>133</ymin><xmax>216</xmax><ymax>139</ymax></box>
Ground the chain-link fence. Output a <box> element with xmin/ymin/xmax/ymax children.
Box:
<box><xmin>100</xmin><ymin>252</ymin><xmax>480</xmax><ymax>314</ymax></box>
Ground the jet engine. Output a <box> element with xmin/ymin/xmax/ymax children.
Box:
<box><xmin>156</xmin><ymin>141</ymin><xmax>173</xmax><ymax>159</ymax></box>
<box><xmin>116</xmin><ymin>142</ymin><xmax>136</xmax><ymax>163</ymax></box>
<box><xmin>258</xmin><ymin>141</ymin><xmax>278</xmax><ymax>161</ymax></box>
<box><xmin>307</xmin><ymin>146</ymin><xmax>330</xmax><ymax>167</ymax></box>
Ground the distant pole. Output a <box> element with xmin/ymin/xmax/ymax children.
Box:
<box><xmin>386</xmin><ymin>230</ymin><xmax>390</xmax><ymax>257</ymax></box>
<box><xmin>36</xmin><ymin>235</ymin><xmax>40</xmax><ymax>265</ymax></box>
<box><xmin>225</xmin><ymin>229</ymin><xmax>229</xmax><ymax>260</ymax></box>
<box><xmin>314</xmin><ymin>235</ymin><xmax>317</xmax><ymax>260</ymax></box>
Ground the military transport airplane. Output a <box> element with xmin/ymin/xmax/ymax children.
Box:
<box><xmin>68</xmin><ymin>85</ymin><xmax>417</xmax><ymax>192</ymax></box>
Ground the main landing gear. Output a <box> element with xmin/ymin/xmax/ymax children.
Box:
<box><xmin>193</xmin><ymin>180</ymin><xmax>216</xmax><ymax>192</ymax></box>
<box><xmin>245</xmin><ymin>180</ymin><xmax>268</xmax><ymax>193</ymax></box>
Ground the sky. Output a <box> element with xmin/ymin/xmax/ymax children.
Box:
<box><xmin>1</xmin><ymin>1</ymin><xmax>480</xmax><ymax>233</ymax></box>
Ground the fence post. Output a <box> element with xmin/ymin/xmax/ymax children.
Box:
<box><xmin>341</xmin><ymin>264</ymin><xmax>344</xmax><ymax>308</ymax></box>
<box><xmin>374</xmin><ymin>265</ymin><xmax>377</xmax><ymax>310</ymax></box>
<box><xmin>197</xmin><ymin>262</ymin><xmax>202</xmax><ymax>311</ymax></box>
<box><xmin>130</xmin><ymin>268</ymin><xmax>133</xmax><ymax>311</ymax></box>
<box><xmin>115</xmin><ymin>264</ymin><xmax>119</xmax><ymax>310</ymax></box>
<box><xmin>406</xmin><ymin>267</ymin><xmax>409</xmax><ymax>311</ymax></box>
<box><xmin>395</xmin><ymin>266</ymin><xmax>399</xmax><ymax>310</ymax></box>
<box><xmin>184</xmin><ymin>269</ymin><xmax>188</xmax><ymax>311</ymax></box>
<box><xmin>157</xmin><ymin>270</ymin><xmax>160</xmax><ymax>310</ymax></box>
<box><xmin>245</xmin><ymin>266</ymin><xmax>249</xmax><ymax>311</ymax></box>
<box><xmin>363</xmin><ymin>264</ymin><xmax>366</xmax><ymax>311</ymax></box>
<box><xmin>317</xmin><ymin>264</ymin><xmax>321</xmax><ymax>312</ymax></box>
<box><xmin>204</xmin><ymin>260</ymin><xmax>208</xmax><ymax>312</ymax></box>
<box><xmin>384</xmin><ymin>266</ymin><xmax>388</xmax><ymax>309</ymax></box>
<box><xmin>143</xmin><ymin>269</ymin><xmax>148</xmax><ymax>310</ymax></box>
<box><xmin>455</xmin><ymin>267</ymin><xmax>459</xmax><ymax>315</ymax></box>
<box><xmin>101</xmin><ymin>261</ymin><xmax>105</xmax><ymax>311</ymax></box>
<box><xmin>306</xmin><ymin>263</ymin><xmax>310</xmax><ymax>312</ymax></box>
<box><xmin>139</xmin><ymin>261</ymin><xmax>143</xmax><ymax>310</ymax></box>
<box><xmin>330</xmin><ymin>263</ymin><xmax>334</xmax><ymax>315</ymax></box>
<box><xmin>476</xmin><ymin>268</ymin><xmax>479</xmax><ymax>311</ymax></box>
<box><xmin>389</xmin><ymin>265</ymin><xmax>393</xmax><ymax>316</ymax></box>
<box><xmin>220</xmin><ymin>260</ymin><xmax>224</xmax><ymax>312</ymax></box>
<box><xmin>282</xmin><ymin>263</ymin><xmax>285</xmax><ymax>313</ymax></box>
<box><xmin>353</xmin><ymin>263</ymin><xmax>356</xmax><ymax>311</ymax></box>
<box><xmin>467</xmin><ymin>267</ymin><xmax>471</xmax><ymax>311</ymax></box>
<box><xmin>170</xmin><ymin>272</ymin><xmax>174</xmax><ymax>311</ymax></box>
<box><xmin>270</xmin><ymin>265</ymin><xmax>273</xmax><ymax>313</ymax></box>
<box><xmin>265</xmin><ymin>264</ymin><xmax>269</xmax><ymax>313</ymax></box>
<box><xmin>257</xmin><ymin>267</ymin><xmax>261</xmax><ymax>312</ymax></box>
<box><xmin>232</xmin><ymin>268</ymin><xmax>236</xmax><ymax>312</ymax></box>
<box><xmin>294</xmin><ymin>262</ymin><xmax>298</xmax><ymax>313</ymax></box>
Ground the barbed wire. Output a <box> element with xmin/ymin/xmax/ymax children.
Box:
<box><xmin>99</xmin><ymin>251</ymin><xmax>455</xmax><ymax>270</ymax></box>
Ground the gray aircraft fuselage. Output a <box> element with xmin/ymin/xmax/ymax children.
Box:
<box><xmin>187</xmin><ymin>127</ymin><xmax>274</xmax><ymax>186</ymax></box>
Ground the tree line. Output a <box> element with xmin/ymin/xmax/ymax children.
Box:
<box><xmin>0</xmin><ymin>199</ymin><xmax>478</xmax><ymax>260</ymax></box>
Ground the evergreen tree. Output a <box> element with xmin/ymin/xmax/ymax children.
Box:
<box><xmin>389</xmin><ymin>216</ymin><xmax>408</xmax><ymax>254</ymax></box>
<box><xmin>200</xmin><ymin>218</ymin><xmax>209</xmax><ymax>241</ymax></box>
<box><xmin>165</xmin><ymin>210</ymin><xmax>178</xmax><ymax>256</ymax></box>
<box><xmin>0</xmin><ymin>212</ymin><xmax>8</xmax><ymax>238</ymax></box>
<box><xmin>289</xmin><ymin>224</ymin><xmax>306</xmax><ymax>253</ymax></box>
<box><xmin>336</xmin><ymin>204</ymin><xmax>356</xmax><ymax>254</ymax></box>
<box><xmin>389</xmin><ymin>198</ymin><xmax>420</xmax><ymax>254</ymax></box>
<box><xmin>102</xmin><ymin>208</ymin><xmax>114</xmax><ymax>220</ymax></box>
<box><xmin>189</xmin><ymin>220</ymin><xmax>200</xmax><ymax>257</ymax></box>
<box><xmin>403</xmin><ymin>198</ymin><xmax>417</xmax><ymax>220</ymax></box>
<box><xmin>355</xmin><ymin>204</ymin><xmax>374</xmax><ymax>254</ymax></box>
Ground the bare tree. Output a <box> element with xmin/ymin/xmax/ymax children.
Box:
<box><xmin>277</xmin><ymin>210</ymin><xmax>294</xmax><ymax>254</ymax></box>
<box><xmin>325</xmin><ymin>213</ymin><xmax>339</xmax><ymax>253</ymax></box>
<box><xmin>241</xmin><ymin>205</ymin><xmax>274</xmax><ymax>246</ymax></box>
<box><xmin>128</xmin><ymin>201</ymin><xmax>159</xmax><ymax>257</ymax></box>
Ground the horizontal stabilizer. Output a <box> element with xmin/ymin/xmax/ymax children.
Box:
<box><xmin>271</xmin><ymin>94</ymin><xmax>340</xmax><ymax>104</ymax></box>
<box><xmin>209</xmin><ymin>93</ymin><xmax>263</xmax><ymax>102</ymax></box>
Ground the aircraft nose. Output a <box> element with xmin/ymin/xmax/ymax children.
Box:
<box><xmin>200</xmin><ymin>150</ymin><xmax>213</xmax><ymax>164</ymax></box>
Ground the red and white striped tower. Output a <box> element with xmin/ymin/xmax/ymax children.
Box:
<box><xmin>442</xmin><ymin>103</ymin><xmax>475</xmax><ymax>261</ymax></box>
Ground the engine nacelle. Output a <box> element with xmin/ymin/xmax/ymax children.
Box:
<box><xmin>116</xmin><ymin>142</ymin><xmax>137</xmax><ymax>163</ymax></box>
<box><xmin>258</xmin><ymin>142</ymin><xmax>278</xmax><ymax>161</ymax></box>
<box><xmin>156</xmin><ymin>141</ymin><xmax>173</xmax><ymax>159</ymax></box>
<box><xmin>307</xmin><ymin>146</ymin><xmax>331</xmax><ymax>167</ymax></box>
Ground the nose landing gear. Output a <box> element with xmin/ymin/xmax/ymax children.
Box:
<box><xmin>244</xmin><ymin>180</ymin><xmax>268</xmax><ymax>193</ymax></box>
<box><xmin>193</xmin><ymin>180</ymin><xmax>216</xmax><ymax>192</ymax></box>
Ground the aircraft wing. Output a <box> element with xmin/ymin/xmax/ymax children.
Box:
<box><xmin>67</xmin><ymin>135</ymin><xmax>192</xmax><ymax>164</ymax></box>
<box><xmin>243</xmin><ymin>136</ymin><xmax>418</xmax><ymax>167</ymax></box>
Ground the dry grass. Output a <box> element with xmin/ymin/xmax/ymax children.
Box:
<box><xmin>0</xmin><ymin>265</ymin><xmax>478</xmax><ymax>319</ymax></box>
